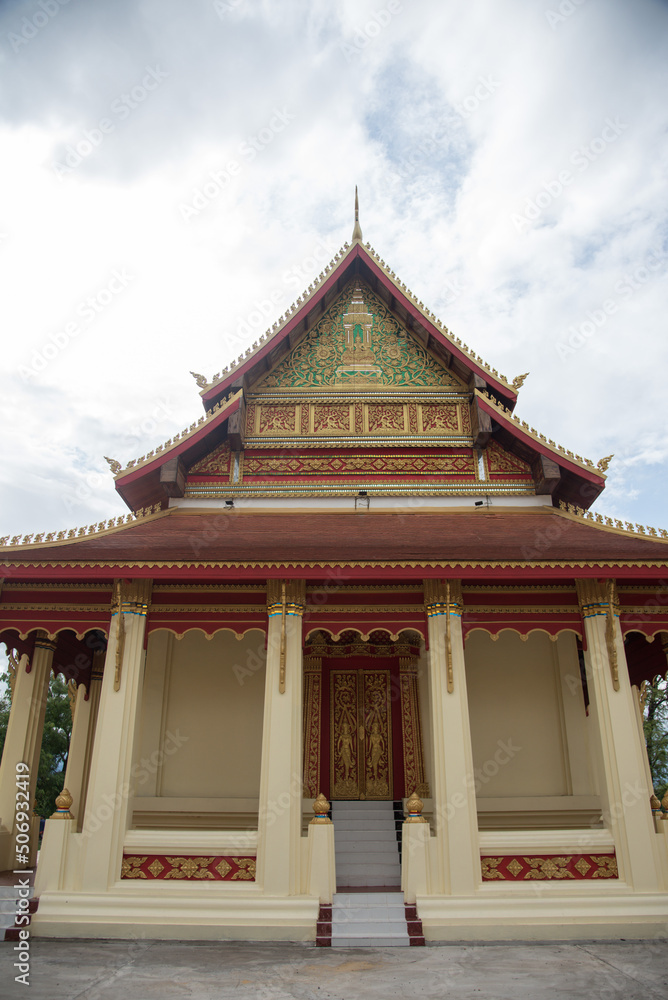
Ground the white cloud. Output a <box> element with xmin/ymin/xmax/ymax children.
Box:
<box><xmin>0</xmin><ymin>0</ymin><xmax>667</xmax><ymax>537</ymax></box>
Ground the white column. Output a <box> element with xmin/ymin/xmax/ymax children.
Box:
<box><xmin>576</xmin><ymin>579</ymin><xmax>661</xmax><ymax>890</ymax></box>
<box><xmin>0</xmin><ymin>633</ymin><xmax>55</xmax><ymax>870</ymax></box>
<box><xmin>76</xmin><ymin>652</ymin><xmax>104</xmax><ymax>832</ymax></box>
<box><xmin>256</xmin><ymin>579</ymin><xmax>305</xmax><ymax>896</ymax></box>
<box><xmin>78</xmin><ymin>579</ymin><xmax>152</xmax><ymax>892</ymax></box>
<box><xmin>424</xmin><ymin>579</ymin><xmax>480</xmax><ymax>895</ymax></box>
<box><xmin>62</xmin><ymin>681</ymin><xmax>91</xmax><ymax>827</ymax></box>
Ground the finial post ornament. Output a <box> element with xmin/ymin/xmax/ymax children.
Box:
<box><xmin>405</xmin><ymin>789</ymin><xmax>426</xmax><ymax>823</ymax></box>
<box><xmin>190</xmin><ymin>371</ymin><xmax>209</xmax><ymax>389</ymax></box>
<box><xmin>104</xmin><ymin>456</ymin><xmax>122</xmax><ymax>475</ymax></box>
<box><xmin>352</xmin><ymin>185</ymin><xmax>363</xmax><ymax>242</ymax></box>
<box><xmin>511</xmin><ymin>372</ymin><xmax>529</xmax><ymax>391</ymax></box>
<box><xmin>310</xmin><ymin>792</ymin><xmax>332</xmax><ymax>824</ymax></box>
<box><xmin>597</xmin><ymin>454</ymin><xmax>614</xmax><ymax>474</ymax></box>
<box><xmin>51</xmin><ymin>787</ymin><xmax>74</xmax><ymax>819</ymax></box>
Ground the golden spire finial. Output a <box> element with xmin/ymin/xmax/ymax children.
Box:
<box><xmin>352</xmin><ymin>185</ymin><xmax>363</xmax><ymax>242</ymax></box>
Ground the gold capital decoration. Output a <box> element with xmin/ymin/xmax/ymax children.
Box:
<box><xmin>280</xmin><ymin>580</ymin><xmax>286</xmax><ymax>693</ymax></box>
<box><xmin>424</xmin><ymin>579</ymin><xmax>462</xmax><ymax>693</ymax></box>
<box><xmin>7</xmin><ymin>650</ymin><xmax>19</xmax><ymax>699</ymax></box>
<box><xmin>67</xmin><ymin>679</ymin><xmax>78</xmax><ymax>717</ymax></box>
<box><xmin>266</xmin><ymin>579</ymin><xmax>305</xmax><ymax>694</ymax></box>
<box><xmin>310</xmin><ymin>792</ymin><xmax>332</xmax><ymax>825</ymax></box>
<box><xmin>445</xmin><ymin>580</ymin><xmax>454</xmax><ymax>693</ymax></box>
<box><xmin>51</xmin><ymin>787</ymin><xmax>74</xmax><ymax>819</ymax></box>
<box><xmin>111</xmin><ymin>579</ymin><xmax>152</xmax><ymax>692</ymax></box>
<box><xmin>576</xmin><ymin>579</ymin><xmax>620</xmax><ymax>691</ymax></box>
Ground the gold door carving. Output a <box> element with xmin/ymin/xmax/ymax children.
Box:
<box><xmin>330</xmin><ymin>669</ymin><xmax>393</xmax><ymax>800</ymax></box>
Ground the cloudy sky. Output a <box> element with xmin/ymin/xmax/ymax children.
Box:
<box><xmin>1</xmin><ymin>0</ymin><xmax>667</xmax><ymax>538</ymax></box>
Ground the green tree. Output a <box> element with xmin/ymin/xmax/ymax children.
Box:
<box><xmin>643</xmin><ymin>676</ymin><xmax>668</xmax><ymax>803</ymax></box>
<box><xmin>0</xmin><ymin>667</ymin><xmax>73</xmax><ymax>818</ymax></box>
<box><xmin>34</xmin><ymin>675</ymin><xmax>72</xmax><ymax>817</ymax></box>
<box><xmin>0</xmin><ymin>673</ymin><xmax>10</xmax><ymax>764</ymax></box>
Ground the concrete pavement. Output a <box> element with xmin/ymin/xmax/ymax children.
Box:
<box><xmin>1</xmin><ymin>938</ymin><xmax>667</xmax><ymax>999</ymax></box>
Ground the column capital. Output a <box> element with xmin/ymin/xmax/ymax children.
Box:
<box><xmin>33</xmin><ymin>634</ymin><xmax>57</xmax><ymax>652</ymax></box>
<box><xmin>267</xmin><ymin>579</ymin><xmax>306</xmax><ymax>617</ymax></box>
<box><xmin>576</xmin><ymin>578</ymin><xmax>619</xmax><ymax>617</ymax></box>
<box><xmin>423</xmin><ymin>579</ymin><xmax>462</xmax><ymax>617</ymax></box>
<box><xmin>111</xmin><ymin>578</ymin><xmax>152</xmax><ymax>617</ymax></box>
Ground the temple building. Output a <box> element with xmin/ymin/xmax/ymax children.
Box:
<box><xmin>1</xmin><ymin>203</ymin><xmax>668</xmax><ymax>944</ymax></box>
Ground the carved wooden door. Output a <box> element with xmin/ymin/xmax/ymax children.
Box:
<box><xmin>330</xmin><ymin>668</ymin><xmax>393</xmax><ymax>800</ymax></box>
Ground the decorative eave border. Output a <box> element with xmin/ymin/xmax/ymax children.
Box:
<box><xmin>0</xmin><ymin>504</ymin><xmax>168</xmax><ymax>551</ymax></box>
<box><xmin>3</xmin><ymin>559</ymin><xmax>668</xmax><ymax>573</ymax></box>
<box><xmin>198</xmin><ymin>242</ymin><xmax>518</xmax><ymax>403</ymax></box>
<box><xmin>477</xmin><ymin>390</ymin><xmax>608</xmax><ymax>481</ymax></box>
<box><xmin>2</xmin><ymin>501</ymin><xmax>667</xmax><ymax>554</ymax></box>
<box><xmin>110</xmin><ymin>390</ymin><xmax>242</xmax><ymax>483</ymax></box>
<box><xmin>183</xmin><ymin>483</ymin><xmax>535</xmax><ymax>498</ymax></box>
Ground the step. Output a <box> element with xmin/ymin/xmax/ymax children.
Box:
<box><xmin>335</xmin><ymin>829</ymin><xmax>398</xmax><ymax>842</ymax></box>
<box><xmin>332</xmin><ymin>907</ymin><xmax>407</xmax><ymax>922</ymax></box>
<box><xmin>336</xmin><ymin>863</ymin><xmax>401</xmax><ymax>875</ymax></box>
<box><xmin>332</xmin><ymin>892</ymin><xmax>404</xmax><ymax>912</ymax></box>
<box><xmin>335</xmin><ymin>849</ymin><xmax>400</xmax><ymax>862</ymax></box>
<box><xmin>331</xmin><ymin>934</ymin><xmax>410</xmax><ymax>947</ymax></box>
<box><xmin>333</xmin><ymin>803</ymin><xmax>395</xmax><ymax>810</ymax></box>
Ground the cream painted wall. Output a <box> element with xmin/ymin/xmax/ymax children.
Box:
<box><xmin>465</xmin><ymin>630</ymin><xmax>588</xmax><ymax>798</ymax></box>
<box><xmin>136</xmin><ymin>628</ymin><xmax>266</xmax><ymax>800</ymax></box>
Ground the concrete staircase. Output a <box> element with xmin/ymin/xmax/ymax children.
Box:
<box><xmin>317</xmin><ymin>800</ymin><xmax>424</xmax><ymax>947</ymax></box>
<box><xmin>334</xmin><ymin>800</ymin><xmax>402</xmax><ymax>888</ymax></box>
<box><xmin>331</xmin><ymin>891</ymin><xmax>410</xmax><ymax>947</ymax></box>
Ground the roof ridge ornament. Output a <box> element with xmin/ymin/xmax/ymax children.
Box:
<box><xmin>351</xmin><ymin>185</ymin><xmax>363</xmax><ymax>242</ymax></box>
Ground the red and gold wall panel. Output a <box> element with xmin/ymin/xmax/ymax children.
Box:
<box><xmin>618</xmin><ymin>585</ymin><xmax>668</xmax><ymax>641</ymax></box>
<box><xmin>461</xmin><ymin>586</ymin><xmax>584</xmax><ymax>642</ymax></box>
<box><xmin>481</xmin><ymin>853</ymin><xmax>617</xmax><ymax>881</ymax></box>
<box><xmin>121</xmin><ymin>854</ymin><xmax>256</xmax><ymax>880</ymax></box>
<box><xmin>0</xmin><ymin>583</ymin><xmax>113</xmax><ymax>639</ymax></box>
<box><xmin>147</xmin><ymin>586</ymin><xmax>266</xmax><ymax>638</ymax></box>
<box><xmin>243</xmin><ymin>401</ymin><xmax>471</xmax><ymax>442</ymax></box>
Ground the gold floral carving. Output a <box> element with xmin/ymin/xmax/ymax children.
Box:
<box><xmin>331</xmin><ymin>671</ymin><xmax>359</xmax><ymax>799</ymax></box>
<box><xmin>484</xmin><ymin>440</ymin><xmax>532</xmax><ymax>476</ymax></box>
<box><xmin>354</xmin><ymin>402</ymin><xmax>364</xmax><ymax>435</ymax></box>
<box><xmin>121</xmin><ymin>856</ymin><xmax>148</xmax><ymax>879</ymax></box>
<box><xmin>163</xmin><ymin>856</ymin><xmax>217</xmax><ymax>879</ymax></box>
<box><xmin>245</xmin><ymin>405</ymin><xmax>256</xmax><ymax>437</ymax></box>
<box><xmin>400</xmin><ymin>670</ymin><xmax>428</xmax><ymax>800</ymax></box>
<box><xmin>313</xmin><ymin>404</ymin><xmax>353</xmax><ymax>434</ymax></box>
<box><xmin>331</xmin><ymin>669</ymin><xmax>393</xmax><ymax>800</ymax></box>
<box><xmin>255</xmin><ymin>278</ymin><xmax>464</xmax><ymax>389</ymax></box>
<box><xmin>242</xmin><ymin>452</ymin><xmax>476</xmax><ymax>478</ymax></box>
<box><xmin>189</xmin><ymin>441</ymin><xmax>232</xmax><ymax>476</ymax></box>
<box><xmin>480</xmin><ymin>854</ymin><xmax>618</xmax><ymax>880</ymax></box>
<box><xmin>368</xmin><ymin>404</ymin><xmax>406</xmax><ymax>433</ymax></box>
<box><xmin>303</xmin><ymin>666</ymin><xmax>322</xmax><ymax>798</ymax></box>
<box><xmin>408</xmin><ymin>403</ymin><xmax>419</xmax><ymax>435</ymax></box>
<box><xmin>420</xmin><ymin>404</ymin><xmax>459</xmax><ymax>434</ymax></box>
<box><xmin>231</xmin><ymin>857</ymin><xmax>256</xmax><ymax>879</ymax></box>
<box><xmin>258</xmin><ymin>405</ymin><xmax>298</xmax><ymax>434</ymax></box>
